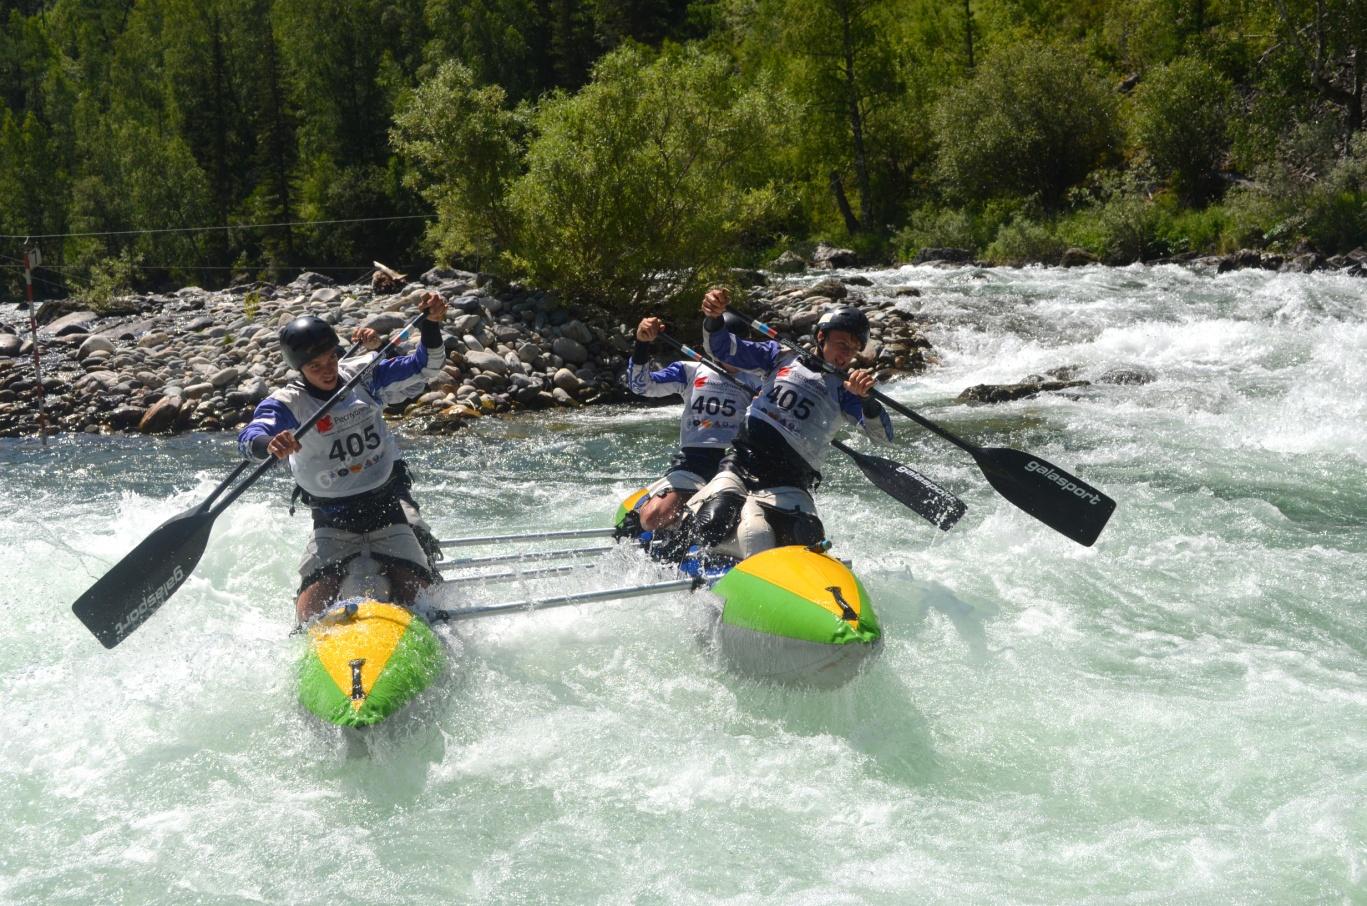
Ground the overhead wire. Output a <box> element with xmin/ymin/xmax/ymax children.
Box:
<box><xmin>0</xmin><ymin>212</ymin><xmax>435</xmax><ymax>241</ymax></box>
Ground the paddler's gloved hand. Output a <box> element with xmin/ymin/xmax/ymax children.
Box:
<box><xmin>266</xmin><ymin>430</ymin><xmax>302</xmax><ymax>459</ymax></box>
<box><xmin>634</xmin><ymin>317</ymin><xmax>665</xmax><ymax>360</ymax></box>
<box><xmin>701</xmin><ymin>286</ymin><xmax>729</xmax><ymax>332</ymax></box>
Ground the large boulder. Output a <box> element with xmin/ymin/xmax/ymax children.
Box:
<box><xmin>811</xmin><ymin>243</ymin><xmax>857</xmax><ymax>269</ymax></box>
<box><xmin>551</xmin><ymin>336</ymin><xmax>589</xmax><ymax>365</ymax></box>
<box><xmin>561</xmin><ymin>319</ymin><xmax>595</xmax><ymax>345</ymax></box>
<box><xmin>138</xmin><ymin>396</ymin><xmax>182</xmax><ymax>434</ymax></box>
<box><xmin>0</xmin><ymin>335</ymin><xmax>21</xmax><ymax>357</ymax></box>
<box><xmin>956</xmin><ymin>379</ymin><xmax>1090</xmax><ymax>405</ymax></box>
<box><xmin>465</xmin><ymin>349</ymin><xmax>509</xmax><ymax>375</ymax></box>
<box><xmin>769</xmin><ymin>250</ymin><xmax>807</xmax><ymax>273</ymax></box>
<box><xmin>361</xmin><ymin>312</ymin><xmax>407</xmax><ymax>333</ymax></box>
<box><xmin>47</xmin><ymin>310</ymin><xmax>99</xmax><ymax>336</ymax></box>
<box><xmin>912</xmin><ymin>247</ymin><xmax>973</xmax><ymax>265</ymax></box>
<box><xmin>78</xmin><ymin>336</ymin><xmax>117</xmax><ymax>359</ymax></box>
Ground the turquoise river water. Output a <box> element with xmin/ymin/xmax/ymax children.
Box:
<box><xmin>2</xmin><ymin>264</ymin><xmax>1364</xmax><ymax>904</ymax></box>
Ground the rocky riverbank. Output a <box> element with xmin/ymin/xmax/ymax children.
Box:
<box><xmin>0</xmin><ymin>267</ymin><xmax>935</xmax><ymax>439</ymax></box>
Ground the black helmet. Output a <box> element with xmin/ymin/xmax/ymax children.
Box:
<box><xmin>279</xmin><ymin>315</ymin><xmax>340</xmax><ymax>370</ymax></box>
<box><xmin>815</xmin><ymin>306</ymin><xmax>870</xmax><ymax>347</ymax></box>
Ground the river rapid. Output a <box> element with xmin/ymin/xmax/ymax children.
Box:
<box><xmin>2</xmin><ymin>264</ymin><xmax>1363</xmax><ymax>904</ymax></box>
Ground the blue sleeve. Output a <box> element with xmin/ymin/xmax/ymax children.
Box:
<box><xmin>838</xmin><ymin>388</ymin><xmax>895</xmax><ymax>445</ymax></box>
<box><xmin>238</xmin><ymin>398</ymin><xmax>300</xmax><ymax>460</ymax></box>
<box><xmin>369</xmin><ymin>342</ymin><xmax>429</xmax><ymax>392</ymax></box>
<box><xmin>627</xmin><ymin>359</ymin><xmax>690</xmax><ymax>397</ymax></box>
<box><xmin>702</xmin><ymin>326</ymin><xmax>782</xmax><ymax>372</ymax></box>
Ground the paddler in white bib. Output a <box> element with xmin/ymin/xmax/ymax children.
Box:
<box><xmin>238</xmin><ymin>292</ymin><xmax>447</xmax><ymax>623</ymax></box>
<box><xmin>664</xmin><ymin>287</ymin><xmax>895</xmax><ymax>561</ymax></box>
<box><xmin>622</xmin><ymin>315</ymin><xmax>760</xmax><ymax>537</ymax></box>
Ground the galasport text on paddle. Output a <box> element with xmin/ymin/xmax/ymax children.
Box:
<box><xmin>725</xmin><ymin>307</ymin><xmax>1116</xmax><ymax>546</ymax></box>
<box><xmin>71</xmin><ymin>311</ymin><xmax>430</xmax><ymax>648</ymax></box>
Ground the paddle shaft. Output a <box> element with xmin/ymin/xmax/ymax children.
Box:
<box><xmin>437</xmin><ymin>544</ymin><xmax>615</xmax><ymax>569</ymax></box>
<box><xmin>438</xmin><ymin>527</ymin><xmax>617</xmax><ymax>547</ymax></box>
<box><xmin>654</xmin><ymin>332</ymin><xmax>966</xmax><ymax>530</ymax></box>
<box><xmin>204</xmin><ymin>315</ymin><xmax>428</xmax><ymax>518</ymax></box>
<box><xmin>726</xmin><ymin>307</ymin><xmax>1114</xmax><ymax>545</ymax></box>
<box><xmin>70</xmin><ymin>312</ymin><xmax>430</xmax><ymax>648</ymax></box>
<box><xmin>430</xmin><ymin>577</ymin><xmax>699</xmax><ymax>622</ymax></box>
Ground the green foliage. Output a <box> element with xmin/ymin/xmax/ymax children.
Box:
<box><xmin>243</xmin><ymin>290</ymin><xmax>261</xmax><ymax>321</ymax></box>
<box><xmin>392</xmin><ymin>61</ymin><xmax>529</xmax><ymax>263</ymax></box>
<box><xmin>80</xmin><ymin>251</ymin><xmax>143</xmax><ymax>311</ymax></box>
<box><xmin>931</xmin><ymin>38</ymin><xmax>1120</xmax><ymax>209</ymax></box>
<box><xmin>984</xmin><ymin>218</ymin><xmax>1066</xmax><ymax>266</ymax></box>
<box><xmin>508</xmin><ymin>44</ymin><xmax>785</xmax><ymax>308</ymax></box>
<box><xmin>1130</xmin><ymin>56</ymin><xmax>1234</xmax><ymax>204</ymax></box>
<box><xmin>0</xmin><ymin>0</ymin><xmax>1362</xmax><ymax>296</ymax></box>
<box><xmin>1057</xmin><ymin>168</ymin><xmax>1167</xmax><ymax>263</ymax></box>
<box><xmin>1222</xmin><ymin>130</ymin><xmax>1367</xmax><ymax>253</ymax></box>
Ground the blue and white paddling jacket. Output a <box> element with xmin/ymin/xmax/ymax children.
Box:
<box><xmin>626</xmin><ymin>354</ymin><xmax>759</xmax><ymax>450</ymax></box>
<box><xmin>238</xmin><ymin>322</ymin><xmax>443</xmax><ymax>499</ymax></box>
<box><xmin>341</xmin><ymin>332</ymin><xmax>447</xmax><ymax>406</ymax></box>
<box><xmin>702</xmin><ymin>322</ymin><xmax>894</xmax><ymax>472</ymax></box>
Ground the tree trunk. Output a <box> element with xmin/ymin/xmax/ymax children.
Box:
<box><xmin>839</xmin><ymin>3</ymin><xmax>871</xmax><ymax>231</ymax></box>
<box><xmin>963</xmin><ymin>0</ymin><xmax>975</xmax><ymax>70</ymax></box>
<box><xmin>830</xmin><ymin>170</ymin><xmax>860</xmax><ymax>235</ymax></box>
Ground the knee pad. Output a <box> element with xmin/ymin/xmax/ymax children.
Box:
<box><xmin>693</xmin><ymin>491</ymin><xmax>745</xmax><ymax>548</ymax></box>
<box><xmin>758</xmin><ymin>503</ymin><xmax>826</xmax><ymax>548</ymax></box>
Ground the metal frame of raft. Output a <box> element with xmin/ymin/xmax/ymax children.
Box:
<box><xmin>297</xmin><ymin>494</ymin><xmax>885</xmax><ymax>727</ymax></box>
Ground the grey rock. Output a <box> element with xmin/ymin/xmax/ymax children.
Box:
<box><xmin>183</xmin><ymin>382</ymin><xmax>215</xmax><ymax>400</ymax></box>
<box><xmin>552</xmin><ymin>368</ymin><xmax>583</xmax><ymax>393</ymax></box>
<box><xmin>450</xmin><ymin>313</ymin><xmax>482</xmax><ymax>335</ymax></box>
<box><xmin>78</xmin><ymin>370</ymin><xmax>119</xmax><ymax>390</ymax></box>
<box><xmin>811</xmin><ymin>243</ymin><xmax>857</xmax><ymax>268</ymax></box>
<box><xmin>551</xmin><ymin>336</ymin><xmax>589</xmax><ymax>365</ymax></box>
<box><xmin>47</xmin><ymin>311</ymin><xmax>99</xmax><ymax>335</ymax></box>
<box><xmin>770</xmin><ymin>250</ymin><xmax>807</xmax><ymax>273</ymax></box>
<box><xmin>1060</xmin><ymin>247</ymin><xmax>1099</xmax><ymax>267</ymax></box>
<box><xmin>209</xmin><ymin>366</ymin><xmax>240</xmax><ymax>388</ymax></box>
<box><xmin>362</xmin><ymin>312</ymin><xmax>406</xmax><ymax>333</ymax></box>
<box><xmin>562</xmin><ymin>319</ymin><xmax>594</xmax><ymax>345</ymax></box>
<box><xmin>186</xmin><ymin>316</ymin><xmax>216</xmax><ymax>331</ymax></box>
<box><xmin>0</xmin><ymin>335</ymin><xmax>21</xmax><ymax>357</ymax></box>
<box><xmin>790</xmin><ymin>307</ymin><xmax>825</xmax><ymax>332</ymax></box>
<box><xmin>138</xmin><ymin>397</ymin><xmax>181</xmax><ymax>433</ymax></box>
<box><xmin>311</xmin><ymin>287</ymin><xmax>342</xmax><ymax>305</ymax></box>
<box><xmin>912</xmin><ymin>247</ymin><xmax>973</xmax><ymax>265</ymax></box>
<box><xmin>293</xmin><ymin>271</ymin><xmax>334</xmax><ymax>289</ymax></box>
<box><xmin>1096</xmin><ymin>367</ymin><xmax>1156</xmax><ymax>386</ymax></box>
<box><xmin>465</xmin><ymin>349</ymin><xmax>509</xmax><ymax>375</ymax></box>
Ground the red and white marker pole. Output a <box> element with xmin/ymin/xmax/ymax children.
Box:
<box><xmin>23</xmin><ymin>244</ymin><xmax>47</xmax><ymax>445</ymax></box>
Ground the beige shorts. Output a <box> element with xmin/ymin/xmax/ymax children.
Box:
<box><xmin>299</xmin><ymin>519</ymin><xmax>433</xmax><ymax>584</ymax></box>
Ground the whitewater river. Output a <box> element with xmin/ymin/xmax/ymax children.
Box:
<box><xmin>3</xmin><ymin>264</ymin><xmax>1364</xmax><ymax>904</ymax></box>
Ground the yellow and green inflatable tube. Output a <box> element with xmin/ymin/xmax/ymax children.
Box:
<box><xmin>711</xmin><ymin>546</ymin><xmax>882</xmax><ymax>687</ymax></box>
<box><xmin>297</xmin><ymin>599</ymin><xmax>442</xmax><ymax>727</ymax></box>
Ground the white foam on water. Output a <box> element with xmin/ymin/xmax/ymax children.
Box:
<box><xmin>2</xmin><ymin>266</ymin><xmax>1365</xmax><ymax>903</ymax></box>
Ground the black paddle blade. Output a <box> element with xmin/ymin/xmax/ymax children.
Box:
<box><xmin>975</xmin><ymin>447</ymin><xmax>1115</xmax><ymax>546</ymax></box>
<box><xmin>71</xmin><ymin>508</ymin><xmax>216</xmax><ymax>648</ymax></box>
<box><xmin>835</xmin><ymin>441</ymin><xmax>967</xmax><ymax>531</ymax></box>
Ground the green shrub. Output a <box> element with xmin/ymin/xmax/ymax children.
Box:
<box><xmin>391</xmin><ymin>61</ymin><xmax>529</xmax><ymax>262</ymax></box>
<box><xmin>930</xmin><ymin>39</ymin><xmax>1120</xmax><ymax>209</ymax></box>
<box><xmin>984</xmin><ymin>218</ymin><xmax>1066</xmax><ymax>266</ymax></box>
<box><xmin>1058</xmin><ymin>168</ymin><xmax>1167</xmax><ymax>263</ymax></box>
<box><xmin>1130</xmin><ymin>56</ymin><xmax>1234</xmax><ymax>205</ymax></box>
<box><xmin>507</xmin><ymin>45</ymin><xmax>785</xmax><ymax>310</ymax></box>
<box><xmin>892</xmin><ymin>207</ymin><xmax>979</xmax><ymax>259</ymax></box>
